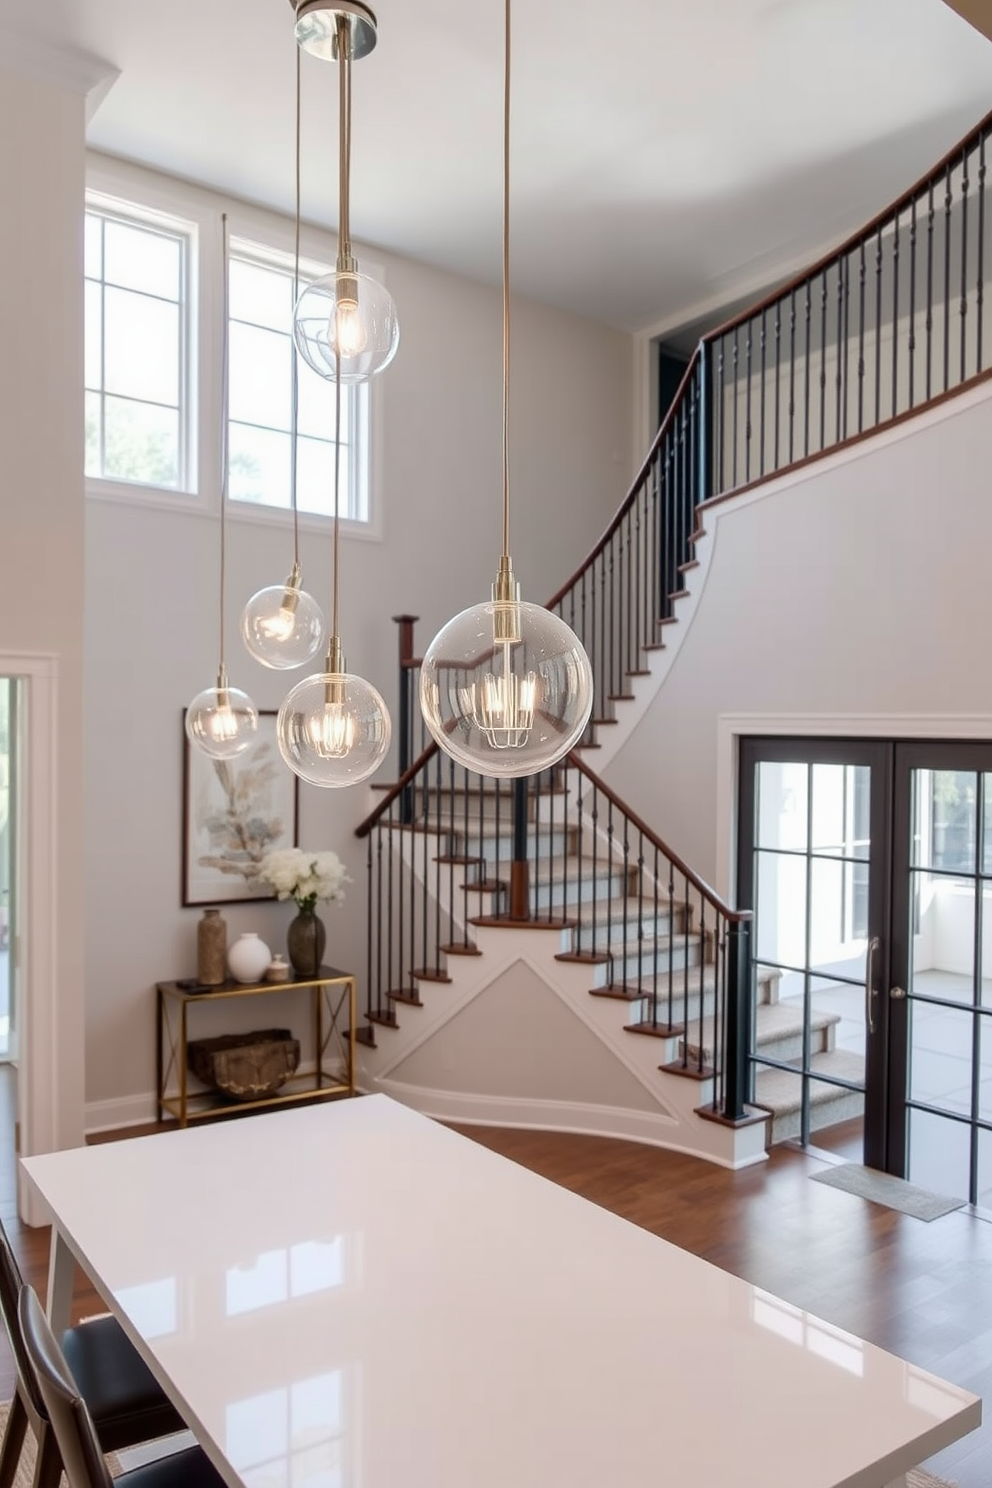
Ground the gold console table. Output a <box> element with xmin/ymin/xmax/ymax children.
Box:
<box><xmin>156</xmin><ymin>966</ymin><xmax>356</xmax><ymax>1127</ymax></box>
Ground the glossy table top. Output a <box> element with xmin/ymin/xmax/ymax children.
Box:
<box><xmin>22</xmin><ymin>1096</ymin><xmax>980</xmax><ymax>1488</ymax></box>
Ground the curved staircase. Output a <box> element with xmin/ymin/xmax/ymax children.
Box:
<box><xmin>356</xmin><ymin>106</ymin><xmax>992</xmax><ymax>1164</ymax></box>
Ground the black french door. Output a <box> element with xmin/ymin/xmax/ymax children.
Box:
<box><xmin>739</xmin><ymin>736</ymin><xmax>992</xmax><ymax>1201</ymax></box>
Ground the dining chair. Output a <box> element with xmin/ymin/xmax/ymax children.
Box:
<box><xmin>0</xmin><ymin>1221</ymin><xmax>186</xmax><ymax>1488</ymax></box>
<box><xmin>19</xmin><ymin>1286</ymin><xmax>225</xmax><ymax>1488</ymax></box>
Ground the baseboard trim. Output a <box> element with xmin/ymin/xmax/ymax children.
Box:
<box><xmin>85</xmin><ymin>1093</ymin><xmax>158</xmax><ymax>1135</ymax></box>
<box><xmin>355</xmin><ymin>1077</ymin><xmax>768</xmax><ymax>1169</ymax></box>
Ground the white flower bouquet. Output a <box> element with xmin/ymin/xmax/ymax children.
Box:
<box><xmin>258</xmin><ymin>847</ymin><xmax>350</xmax><ymax>913</ymax></box>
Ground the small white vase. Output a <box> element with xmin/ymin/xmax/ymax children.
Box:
<box><xmin>227</xmin><ymin>932</ymin><xmax>272</xmax><ymax>985</ymax></box>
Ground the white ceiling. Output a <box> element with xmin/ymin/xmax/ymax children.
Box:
<box><xmin>4</xmin><ymin>0</ymin><xmax>992</xmax><ymax>333</ymax></box>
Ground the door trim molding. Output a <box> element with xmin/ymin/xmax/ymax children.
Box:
<box><xmin>716</xmin><ymin>713</ymin><xmax>992</xmax><ymax>903</ymax></box>
<box><xmin>0</xmin><ymin>652</ymin><xmax>71</xmax><ymax>1225</ymax></box>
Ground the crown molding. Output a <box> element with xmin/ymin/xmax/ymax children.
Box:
<box><xmin>0</xmin><ymin>27</ymin><xmax>118</xmax><ymax>121</ymax></box>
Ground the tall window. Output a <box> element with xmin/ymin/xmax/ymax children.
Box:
<box><xmin>227</xmin><ymin>243</ymin><xmax>368</xmax><ymax>522</ymax></box>
<box><xmin>84</xmin><ymin>201</ymin><xmax>191</xmax><ymax>490</ymax></box>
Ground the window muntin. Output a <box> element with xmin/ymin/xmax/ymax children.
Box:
<box><xmin>227</xmin><ymin>245</ymin><xmax>368</xmax><ymax>523</ymax></box>
<box><xmin>84</xmin><ymin>204</ymin><xmax>191</xmax><ymax>491</ymax></box>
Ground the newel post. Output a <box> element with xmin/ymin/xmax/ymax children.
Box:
<box><xmin>722</xmin><ymin>917</ymin><xmax>751</xmax><ymax>1122</ymax></box>
<box><xmin>393</xmin><ymin>614</ymin><xmax>418</xmax><ymax>823</ymax></box>
<box><xmin>509</xmin><ymin>775</ymin><xmax>531</xmax><ymax>920</ymax></box>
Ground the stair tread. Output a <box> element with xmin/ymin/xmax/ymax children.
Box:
<box><xmin>753</xmin><ymin>1050</ymin><xmax>866</xmax><ymax>1116</ymax></box>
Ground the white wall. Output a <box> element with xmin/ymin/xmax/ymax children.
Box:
<box><xmin>606</xmin><ymin>377</ymin><xmax>992</xmax><ymax>891</ymax></box>
<box><xmin>0</xmin><ymin>60</ymin><xmax>91</xmax><ymax>1154</ymax></box>
<box><xmin>83</xmin><ymin>171</ymin><xmax>634</xmax><ymax>1122</ymax></box>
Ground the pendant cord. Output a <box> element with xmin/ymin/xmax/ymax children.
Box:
<box><xmin>219</xmin><ymin>210</ymin><xmax>230</xmax><ymax>669</ymax></box>
<box><xmin>501</xmin><ymin>0</ymin><xmax>511</xmax><ymax>561</ymax></box>
<box><xmin>338</xmin><ymin>16</ymin><xmax>352</xmax><ymax>263</ymax></box>
<box><xmin>290</xmin><ymin>44</ymin><xmax>302</xmax><ymax>568</ymax></box>
<box><xmin>328</xmin><ymin>14</ymin><xmax>352</xmax><ymax>648</ymax></box>
<box><xmin>332</xmin><ymin>356</ymin><xmax>342</xmax><ymax>640</ymax></box>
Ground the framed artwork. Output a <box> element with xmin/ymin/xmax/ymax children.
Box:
<box><xmin>182</xmin><ymin>711</ymin><xmax>299</xmax><ymax>906</ymax></box>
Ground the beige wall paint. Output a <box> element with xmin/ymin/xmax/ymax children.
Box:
<box><xmin>389</xmin><ymin>960</ymin><xmax>667</xmax><ymax>1112</ymax></box>
<box><xmin>0</xmin><ymin>65</ymin><xmax>87</xmax><ymax>1151</ymax></box>
<box><xmin>82</xmin><ymin>171</ymin><xmax>634</xmax><ymax>1119</ymax></box>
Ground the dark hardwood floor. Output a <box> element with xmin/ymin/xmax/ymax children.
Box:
<box><xmin>0</xmin><ymin>1072</ymin><xmax>987</xmax><ymax>1486</ymax></box>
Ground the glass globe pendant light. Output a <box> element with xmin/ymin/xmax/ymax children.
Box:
<box><xmin>242</xmin><ymin>48</ymin><xmax>325</xmax><ymax>670</ymax></box>
<box><xmin>187</xmin><ymin>214</ymin><xmax>259</xmax><ymax>760</ymax></box>
<box><xmin>277</xmin><ymin>356</ymin><xmax>391</xmax><ymax>787</ymax></box>
<box><xmin>290</xmin><ymin>1</ymin><xmax>399</xmax><ymax>385</ymax></box>
<box><xmin>419</xmin><ymin>0</ymin><xmax>593</xmax><ymax>779</ymax></box>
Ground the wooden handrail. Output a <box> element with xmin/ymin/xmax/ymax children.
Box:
<box><xmin>701</xmin><ymin>104</ymin><xmax>992</xmax><ymax>347</ymax></box>
<box><xmin>355</xmin><ymin>740</ymin><xmax>439</xmax><ymax>837</ymax></box>
<box><xmin>564</xmin><ymin>750</ymin><xmax>751</xmax><ymax>924</ymax></box>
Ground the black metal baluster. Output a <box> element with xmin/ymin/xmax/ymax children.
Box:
<box><xmin>978</xmin><ymin>133</ymin><xmax>987</xmax><ymax>374</ymax></box>
<box><xmin>789</xmin><ymin>288</ymin><xmax>797</xmax><ymax>462</ymax></box>
<box><xmin>758</xmin><ymin>309</ymin><xmax>766</xmax><ymax>477</ymax></box>
<box><xmin>365</xmin><ymin>833</ymin><xmax>374</xmax><ymax>1026</ymax></box>
<box><xmin>961</xmin><ymin>146</ymin><xmax>970</xmax><ymax>385</ymax></box>
<box><xmin>874</xmin><ymin>224</ymin><xmax>883</xmax><ymax>427</ymax></box>
<box><xmin>389</xmin><ymin>810</ymin><xmax>398</xmax><ymax>1008</ymax></box>
<box><xmin>744</xmin><ymin>320</ymin><xmax>753</xmax><ymax>483</ymax></box>
<box><xmin>606</xmin><ymin>537</ymin><xmax>615</xmax><ymax>703</ymax></box>
<box><xmin>773</xmin><ymin>305</ymin><xmax>781</xmax><ymax>471</ymax></box>
<box><xmin>432</xmin><ymin>751</ymin><xmax>442</xmax><ymax>973</ymax></box>
<box><xmin>731</xmin><ymin>327</ymin><xmax>739</xmax><ymax>488</ymax></box>
<box><xmin>696</xmin><ymin>899</ymin><xmax>706</xmax><ymax>1075</ymax></box>
<box><xmin>857</xmin><ymin>240</ymin><xmax>866</xmax><ymax>433</ymax></box>
<box><xmin>605</xmin><ymin>802</ymin><xmax>616</xmax><ymax>986</ymax></box>
<box><xmin>716</xmin><ymin>336</ymin><xmax>726</xmax><ymax>494</ymax></box>
<box><xmin>926</xmin><ymin>178</ymin><xmax>935</xmax><ymax>401</ymax></box>
<box><xmin>492</xmin><ymin>776</ymin><xmax>502</xmax><ymax>921</ymax></box>
<box><xmin>634</xmin><ymin>495</ymin><xmax>642</xmax><ymax>667</ymax></box>
<box><xmin>944</xmin><ymin>162</ymin><xmax>953</xmax><ymax>392</ymax></box>
<box><xmin>635</xmin><ymin>831</ymin><xmax>645</xmax><ymax>1002</ymax></box>
<box><xmin>892</xmin><ymin>208</ymin><xmax>900</xmax><ymax>418</ymax></box>
<box><xmin>803</xmin><ymin>280</ymin><xmax>812</xmax><ymax>457</ymax></box>
<box><xmin>589</xmin><ymin>783</ymin><xmax>599</xmax><ymax>962</ymax></box>
<box><xmin>819</xmin><ymin>268</ymin><xmax>828</xmax><ymax>451</ymax></box>
<box><xmin>908</xmin><ymin>197</ymin><xmax>918</xmax><ymax>409</ymax></box>
<box><xmin>836</xmin><ymin>256</ymin><xmax>846</xmax><ymax>442</ymax></box>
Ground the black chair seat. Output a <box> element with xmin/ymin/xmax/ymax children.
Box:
<box><xmin>107</xmin><ymin>1446</ymin><xmax>225</xmax><ymax>1488</ymax></box>
<box><xmin>61</xmin><ymin>1317</ymin><xmax>186</xmax><ymax>1449</ymax></box>
<box><xmin>19</xmin><ymin>1286</ymin><xmax>227</xmax><ymax>1488</ymax></box>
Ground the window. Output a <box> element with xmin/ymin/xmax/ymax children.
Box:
<box><xmin>227</xmin><ymin>242</ymin><xmax>368</xmax><ymax>522</ymax></box>
<box><xmin>84</xmin><ymin>199</ymin><xmax>192</xmax><ymax>490</ymax></box>
<box><xmin>84</xmin><ymin>170</ymin><xmax>380</xmax><ymax>530</ymax></box>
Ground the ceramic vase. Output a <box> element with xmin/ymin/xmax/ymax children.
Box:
<box><xmin>228</xmin><ymin>932</ymin><xmax>272</xmax><ymax>985</ymax></box>
<box><xmin>197</xmin><ymin>908</ymin><xmax>227</xmax><ymax>986</ymax></box>
<box><xmin>287</xmin><ymin>908</ymin><xmax>326</xmax><ymax>978</ymax></box>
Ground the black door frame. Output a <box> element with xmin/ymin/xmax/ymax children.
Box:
<box><xmin>737</xmin><ymin>736</ymin><xmax>893</xmax><ymax>1169</ymax></box>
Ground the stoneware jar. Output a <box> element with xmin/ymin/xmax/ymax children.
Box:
<box><xmin>227</xmin><ymin>932</ymin><xmax>272</xmax><ymax>985</ymax></box>
<box><xmin>197</xmin><ymin>908</ymin><xmax>227</xmax><ymax>986</ymax></box>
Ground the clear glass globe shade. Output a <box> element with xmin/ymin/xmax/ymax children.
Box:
<box><xmin>293</xmin><ymin>271</ymin><xmax>400</xmax><ymax>384</ymax></box>
<box><xmin>241</xmin><ymin>584</ymin><xmax>325</xmax><ymax>669</ymax></box>
<box><xmin>420</xmin><ymin>600</ymin><xmax>594</xmax><ymax>779</ymax></box>
<box><xmin>277</xmin><ymin>671</ymin><xmax>392</xmax><ymax>787</ymax></box>
<box><xmin>185</xmin><ymin>685</ymin><xmax>259</xmax><ymax>760</ymax></box>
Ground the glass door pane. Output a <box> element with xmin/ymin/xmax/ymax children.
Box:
<box><xmin>739</xmin><ymin>743</ymin><xmax>884</xmax><ymax>1158</ymax></box>
<box><xmin>900</xmin><ymin>763</ymin><xmax>992</xmax><ymax>1206</ymax></box>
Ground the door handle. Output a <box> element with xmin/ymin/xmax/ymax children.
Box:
<box><xmin>890</xmin><ymin>986</ymin><xmax>907</xmax><ymax>1000</ymax></box>
<box><xmin>866</xmin><ymin>935</ymin><xmax>880</xmax><ymax>1034</ymax></box>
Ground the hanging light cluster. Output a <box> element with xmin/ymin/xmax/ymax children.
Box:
<box><xmin>419</xmin><ymin>0</ymin><xmax>593</xmax><ymax>778</ymax></box>
<box><xmin>274</xmin><ymin>0</ymin><xmax>393</xmax><ymax>788</ymax></box>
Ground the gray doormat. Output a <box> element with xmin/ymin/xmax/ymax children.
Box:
<box><xmin>810</xmin><ymin>1163</ymin><xmax>965</xmax><ymax>1221</ymax></box>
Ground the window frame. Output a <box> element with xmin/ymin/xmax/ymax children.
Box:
<box><xmin>226</xmin><ymin>233</ymin><xmax>371</xmax><ymax>528</ymax></box>
<box><xmin>83</xmin><ymin>155</ymin><xmax>385</xmax><ymax>542</ymax></box>
<box><xmin>84</xmin><ymin>188</ymin><xmax>198</xmax><ymax>503</ymax></box>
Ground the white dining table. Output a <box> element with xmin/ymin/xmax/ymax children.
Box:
<box><xmin>21</xmin><ymin>1094</ymin><xmax>981</xmax><ymax>1488</ymax></box>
